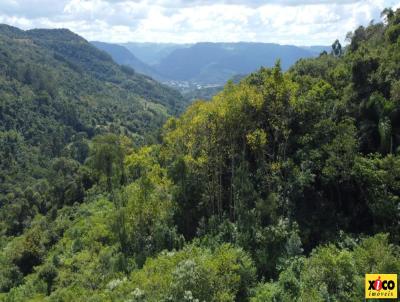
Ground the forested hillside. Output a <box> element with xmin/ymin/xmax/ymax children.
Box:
<box><xmin>0</xmin><ymin>24</ymin><xmax>185</xmax><ymax>246</ymax></box>
<box><xmin>1</xmin><ymin>8</ymin><xmax>400</xmax><ymax>302</ymax></box>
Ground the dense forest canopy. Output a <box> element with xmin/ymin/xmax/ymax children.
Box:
<box><xmin>1</xmin><ymin>7</ymin><xmax>400</xmax><ymax>302</ymax></box>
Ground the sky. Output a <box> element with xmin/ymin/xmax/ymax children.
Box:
<box><xmin>0</xmin><ymin>0</ymin><xmax>400</xmax><ymax>45</ymax></box>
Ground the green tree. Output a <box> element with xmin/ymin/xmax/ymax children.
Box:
<box><xmin>89</xmin><ymin>134</ymin><xmax>127</xmax><ymax>192</ymax></box>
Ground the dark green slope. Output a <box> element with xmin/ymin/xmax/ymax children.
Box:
<box><xmin>0</xmin><ymin>24</ymin><xmax>185</xmax><ymax>234</ymax></box>
<box><xmin>0</xmin><ymin>24</ymin><xmax>186</xmax><ymax>136</ymax></box>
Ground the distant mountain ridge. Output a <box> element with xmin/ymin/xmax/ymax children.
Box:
<box><xmin>153</xmin><ymin>42</ymin><xmax>329</xmax><ymax>84</ymax></box>
<box><xmin>91</xmin><ymin>41</ymin><xmax>163</xmax><ymax>80</ymax></box>
<box><xmin>121</xmin><ymin>42</ymin><xmax>192</xmax><ymax>65</ymax></box>
<box><xmin>92</xmin><ymin>41</ymin><xmax>329</xmax><ymax>86</ymax></box>
<box><xmin>299</xmin><ymin>45</ymin><xmax>331</xmax><ymax>55</ymax></box>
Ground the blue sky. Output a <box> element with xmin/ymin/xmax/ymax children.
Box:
<box><xmin>0</xmin><ymin>0</ymin><xmax>399</xmax><ymax>45</ymax></box>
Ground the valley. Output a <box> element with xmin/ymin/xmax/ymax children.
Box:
<box><xmin>92</xmin><ymin>41</ymin><xmax>329</xmax><ymax>99</ymax></box>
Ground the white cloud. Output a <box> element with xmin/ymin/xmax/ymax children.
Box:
<box><xmin>0</xmin><ymin>0</ymin><xmax>399</xmax><ymax>44</ymax></box>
